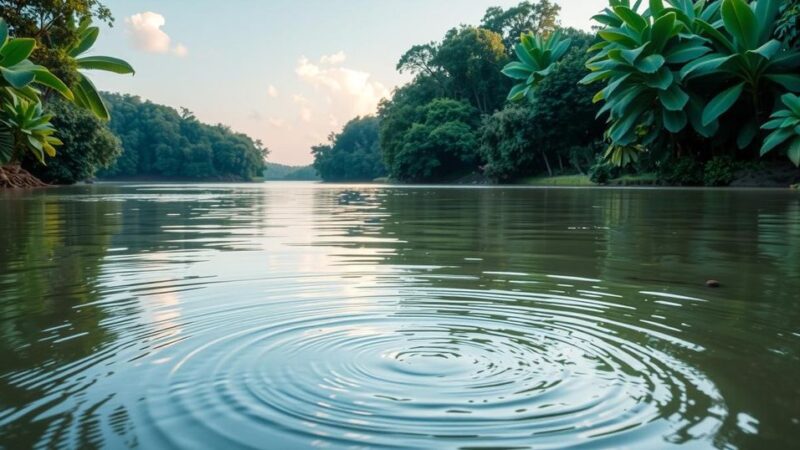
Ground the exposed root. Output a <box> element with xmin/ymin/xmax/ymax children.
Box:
<box><xmin>0</xmin><ymin>165</ymin><xmax>48</xmax><ymax>189</ymax></box>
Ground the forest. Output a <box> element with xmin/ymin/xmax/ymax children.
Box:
<box><xmin>1</xmin><ymin>0</ymin><xmax>798</xmax><ymax>187</ymax></box>
<box><xmin>0</xmin><ymin>1</ymin><xmax>267</xmax><ymax>185</ymax></box>
<box><xmin>313</xmin><ymin>0</ymin><xmax>800</xmax><ymax>186</ymax></box>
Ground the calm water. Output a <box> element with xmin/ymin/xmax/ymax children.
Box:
<box><xmin>1</xmin><ymin>183</ymin><xmax>799</xmax><ymax>449</ymax></box>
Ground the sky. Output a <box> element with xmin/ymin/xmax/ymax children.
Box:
<box><xmin>92</xmin><ymin>1</ymin><xmax>608</xmax><ymax>165</ymax></box>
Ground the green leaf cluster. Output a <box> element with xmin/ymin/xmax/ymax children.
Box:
<box><xmin>0</xmin><ymin>16</ymin><xmax>133</xmax><ymax>168</ymax></box>
<box><xmin>502</xmin><ymin>30</ymin><xmax>572</xmax><ymax>102</ymax></box>
<box><xmin>583</xmin><ymin>0</ymin><xmax>800</xmax><ymax>166</ymax></box>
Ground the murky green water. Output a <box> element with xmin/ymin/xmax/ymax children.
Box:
<box><xmin>1</xmin><ymin>183</ymin><xmax>799</xmax><ymax>449</ymax></box>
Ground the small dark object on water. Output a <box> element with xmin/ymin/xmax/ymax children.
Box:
<box><xmin>706</xmin><ymin>280</ymin><xmax>721</xmax><ymax>288</ymax></box>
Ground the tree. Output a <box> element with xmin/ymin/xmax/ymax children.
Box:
<box><xmin>378</xmin><ymin>76</ymin><xmax>442</xmax><ymax>174</ymax></box>
<box><xmin>100</xmin><ymin>93</ymin><xmax>268</xmax><ymax>181</ymax></box>
<box><xmin>485</xmin><ymin>30</ymin><xmax>602</xmax><ymax>180</ymax></box>
<box><xmin>0</xmin><ymin>0</ymin><xmax>113</xmax><ymax>86</ymax></box>
<box><xmin>481</xmin><ymin>0</ymin><xmax>561</xmax><ymax>51</ymax></box>
<box><xmin>434</xmin><ymin>26</ymin><xmax>510</xmax><ymax>114</ymax></box>
<box><xmin>387</xmin><ymin>99</ymin><xmax>481</xmax><ymax>182</ymax></box>
<box><xmin>23</xmin><ymin>97</ymin><xmax>121</xmax><ymax>183</ymax></box>
<box><xmin>312</xmin><ymin>116</ymin><xmax>385</xmax><ymax>182</ymax></box>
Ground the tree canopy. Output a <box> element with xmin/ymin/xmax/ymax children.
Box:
<box><xmin>99</xmin><ymin>93</ymin><xmax>267</xmax><ymax>181</ymax></box>
<box><xmin>312</xmin><ymin>116</ymin><xmax>386</xmax><ymax>182</ymax></box>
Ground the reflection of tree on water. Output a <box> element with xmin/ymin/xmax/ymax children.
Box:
<box><xmin>0</xmin><ymin>190</ymin><xmax>133</xmax><ymax>448</ymax></box>
<box><xmin>0</xmin><ymin>185</ymin><xmax>274</xmax><ymax>448</ymax></box>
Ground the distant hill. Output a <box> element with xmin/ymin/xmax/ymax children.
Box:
<box><xmin>264</xmin><ymin>162</ymin><xmax>320</xmax><ymax>181</ymax></box>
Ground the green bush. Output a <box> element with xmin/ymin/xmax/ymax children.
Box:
<box><xmin>703</xmin><ymin>155</ymin><xmax>738</xmax><ymax>186</ymax></box>
<box><xmin>589</xmin><ymin>156</ymin><xmax>618</xmax><ymax>184</ymax></box>
<box><xmin>657</xmin><ymin>158</ymin><xmax>704</xmax><ymax>186</ymax></box>
<box><xmin>23</xmin><ymin>98</ymin><xmax>122</xmax><ymax>184</ymax></box>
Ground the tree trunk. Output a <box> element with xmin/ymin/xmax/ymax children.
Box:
<box><xmin>557</xmin><ymin>153</ymin><xmax>564</xmax><ymax>172</ymax></box>
<box><xmin>0</xmin><ymin>165</ymin><xmax>48</xmax><ymax>188</ymax></box>
<box><xmin>542</xmin><ymin>153</ymin><xmax>553</xmax><ymax>177</ymax></box>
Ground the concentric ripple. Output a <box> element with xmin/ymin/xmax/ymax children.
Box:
<box><xmin>140</xmin><ymin>285</ymin><xmax>727</xmax><ymax>449</ymax></box>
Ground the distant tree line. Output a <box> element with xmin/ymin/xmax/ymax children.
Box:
<box><xmin>264</xmin><ymin>162</ymin><xmax>320</xmax><ymax>181</ymax></box>
<box><xmin>98</xmin><ymin>93</ymin><xmax>267</xmax><ymax>181</ymax></box>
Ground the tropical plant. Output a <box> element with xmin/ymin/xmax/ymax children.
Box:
<box><xmin>582</xmin><ymin>0</ymin><xmax>800</xmax><ymax>167</ymax></box>
<box><xmin>680</xmin><ymin>0</ymin><xmax>800</xmax><ymax>149</ymax></box>
<box><xmin>0</xmin><ymin>18</ymin><xmax>73</xmax><ymax>165</ymax></box>
<box><xmin>24</xmin><ymin>97</ymin><xmax>122</xmax><ymax>184</ymax></box>
<box><xmin>581</xmin><ymin>1</ymin><xmax>721</xmax><ymax>154</ymax></box>
<box><xmin>0</xmin><ymin>19</ymin><xmax>73</xmax><ymax>102</ymax></box>
<box><xmin>1</xmin><ymin>96</ymin><xmax>62</xmax><ymax>164</ymax></box>
<box><xmin>761</xmin><ymin>93</ymin><xmax>800</xmax><ymax>165</ymax></box>
<box><xmin>502</xmin><ymin>30</ymin><xmax>572</xmax><ymax>102</ymax></box>
<box><xmin>64</xmin><ymin>18</ymin><xmax>135</xmax><ymax>120</ymax></box>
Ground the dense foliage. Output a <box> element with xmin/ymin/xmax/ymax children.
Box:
<box><xmin>100</xmin><ymin>94</ymin><xmax>267</xmax><ymax>181</ymax></box>
<box><xmin>484</xmin><ymin>30</ymin><xmax>603</xmax><ymax>180</ymax></box>
<box><xmin>0</xmin><ymin>0</ymin><xmax>113</xmax><ymax>86</ymax></box>
<box><xmin>0</xmin><ymin>8</ymin><xmax>132</xmax><ymax>188</ymax></box>
<box><xmin>23</xmin><ymin>98</ymin><xmax>121</xmax><ymax>183</ymax></box>
<box><xmin>378</xmin><ymin>1</ymin><xmax>593</xmax><ymax>183</ymax></box>
<box><xmin>312</xmin><ymin>116</ymin><xmax>385</xmax><ymax>182</ymax></box>
<box><xmin>387</xmin><ymin>99</ymin><xmax>481</xmax><ymax>182</ymax></box>
<box><xmin>481</xmin><ymin>0</ymin><xmax>561</xmax><ymax>51</ymax></box>
<box><xmin>576</xmin><ymin>0</ymin><xmax>800</xmax><ymax>167</ymax></box>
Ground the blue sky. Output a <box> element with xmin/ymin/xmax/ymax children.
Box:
<box><xmin>92</xmin><ymin>1</ymin><xmax>608</xmax><ymax>165</ymax></box>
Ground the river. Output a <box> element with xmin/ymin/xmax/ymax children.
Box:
<box><xmin>1</xmin><ymin>183</ymin><xmax>798</xmax><ymax>449</ymax></box>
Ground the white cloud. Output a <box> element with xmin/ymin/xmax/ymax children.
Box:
<box><xmin>268</xmin><ymin>85</ymin><xmax>279</xmax><ymax>98</ymax></box>
<box><xmin>294</xmin><ymin>56</ymin><xmax>389</xmax><ymax>117</ymax></box>
<box><xmin>292</xmin><ymin>94</ymin><xmax>313</xmax><ymax>122</ymax></box>
<box><xmin>320</xmin><ymin>51</ymin><xmax>347</xmax><ymax>65</ymax></box>
<box><xmin>125</xmin><ymin>12</ymin><xmax>188</xmax><ymax>56</ymax></box>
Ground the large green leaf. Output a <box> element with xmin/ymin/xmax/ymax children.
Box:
<box><xmin>501</xmin><ymin>62</ymin><xmax>532</xmax><ymax>80</ymax></box>
<box><xmin>665</xmin><ymin>41</ymin><xmax>711</xmax><ymax>64</ymax></box>
<box><xmin>650</xmin><ymin>12</ymin><xmax>677</xmax><ymax>52</ymax></box>
<box><xmin>761</xmin><ymin>127</ymin><xmax>794</xmax><ymax>155</ymax></box>
<box><xmin>613</xmin><ymin>6</ymin><xmax>648</xmax><ymax>33</ymax></box>
<box><xmin>663</xmin><ymin>109</ymin><xmax>688</xmax><ymax>132</ymax></box>
<box><xmin>74</xmin><ymin>74</ymin><xmax>110</xmax><ymax>120</ymax></box>
<box><xmin>702</xmin><ymin>82</ymin><xmax>744</xmax><ymax>126</ymax></box>
<box><xmin>32</xmin><ymin>69</ymin><xmax>74</xmax><ymax>100</ymax></box>
<box><xmin>514</xmin><ymin>44</ymin><xmax>537</xmax><ymax>68</ymax></box>
<box><xmin>736</xmin><ymin>119</ymin><xmax>758</xmax><ymax>149</ymax></box>
<box><xmin>507</xmin><ymin>83</ymin><xmax>527</xmax><ymax>102</ymax></box>
<box><xmin>754</xmin><ymin>0</ymin><xmax>782</xmax><ymax>44</ymax></box>
<box><xmin>636</xmin><ymin>54</ymin><xmax>665</xmax><ymax>73</ymax></box>
<box><xmin>0</xmin><ymin>38</ymin><xmax>36</xmax><ymax>67</ymax></box>
<box><xmin>694</xmin><ymin>19</ymin><xmax>736</xmax><ymax>52</ymax></box>
<box><xmin>0</xmin><ymin>66</ymin><xmax>35</xmax><ymax>88</ymax></box>
<box><xmin>76</xmin><ymin>56</ymin><xmax>136</xmax><ymax>74</ymax></box>
<box><xmin>680</xmin><ymin>54</ymin><xmax>733</xmax><ymax>79</ymax></box>
<box><xmin>766</xmin><ymin>74</ymin><xmax>800</xmax><ymax>93</ymax></box>
<box><xmin>720</xmin><ymin>0</ymin><xmax>758</xmax><ymax>50</ymax></box>
<box><xmin>69</xmin><ymin>27</ymin><xmax>99</xmax><ymax>57</ymax></box>
<box><xmin>788</xmin><ymin>138</ymin><xmax>800</xmax><ymax>166</ymax></box>
<box><xmin>659</xmin><ymin>83</ymin><xmax>689</xmax><ymax>111</ymax></box>
<box><xmin>645</xmin><ymin>67</ymin><xmax>674</xmax><ymax>89</ymax></box>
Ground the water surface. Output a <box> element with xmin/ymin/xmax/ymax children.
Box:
<box><xmin>1</xmin><ymin>183</ymin><xmax>798</xmax><ymax>449</ymax></box>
